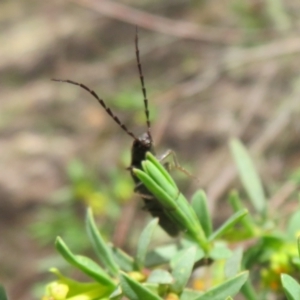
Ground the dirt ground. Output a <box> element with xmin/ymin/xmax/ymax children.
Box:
<box><xmin>1</xmin><ymin>1</ymin><xmax>300</xmax><ymax>299</ymax></box>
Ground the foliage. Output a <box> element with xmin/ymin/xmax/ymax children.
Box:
<box><xmin>3</xmin><ymin>138</ymin><xmax>300</xmax><ymax>299</ymax></box>
<box><xmin>39</xmin><ymin>152</ymin><xmax>250</xmax><ymax>300</ymax></box>
<box><xmin>0</xmin><ymin>285</ymin><xmax>8</xmax><ymax>300</ymax></box>
<box><xmin>36</xmin><ymin>140</ymin><xmax>300</xmax><ymax>299</ymax></box>
<box><xmin>280</xmin><ymin>237</ymin><xmax>300</xmax><ymax>300</ymax></box>
<box><xmin>229</xmin><ymin>139</ymin><xmax>300</xmax><ymax>299</ymax></box>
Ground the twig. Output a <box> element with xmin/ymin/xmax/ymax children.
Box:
<box><xmin>70</xmin><ymin>0</ymin><xmax>240</xmax><ymax>44</ymax></box>
<box><xmin>224</xmin><ymin>36</ymin><xmax>300</xmax><ymax>70</ymax></box>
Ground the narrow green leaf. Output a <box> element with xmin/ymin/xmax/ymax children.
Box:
<box><xmin>171</xmin><ymin>247</ymin><xmax>197</xmax><ymax>294</ymax></box>
<box><xmin>143</xmin><ymin>160</ymin><xmax>177</xmax><ymax>199</ymax></box>
<box><xmin>210</xmin><ymin>243</ymin><xmax>232</xmax><ymax>261</ymax></box>
<box><xmin>142</xmin><ymin>283</ymin><xmax>161</xmax><ymax>297</ymax></box>
<box><xmin>119</xmin><ymin>272</ymin><xmax>161</xmax><ymax>300</ymax></box>
<box><xmin>110</xmin><ymin>246</ymin><xmax>134</xmax><ymax>272</ymax></box>
<box><xmin>136</xmin><ymin>165</ymin><xmax>196</xmax><ymax>237</ymax></box>
<box><xmin>0</xmin><ymin>285</ymin><xmax>8</xmax><ymax>300</ymax></box>
<box><xmin>171</xmin><ymin>242</ymin><xmax>205</xmax><ymax>270</ymax></box>
<box><xmin>86</xmin><ymin>208</ymin><xmax>119</xmax><ymax>276</ymax></box>
<box><xmin>180</xmin><ymin>239</ymin><xmax>206</xmax><ymax>262</ymax></box>
<box><xmin>146</xmin><ymin>152</ymin><xmax>177</xmax><ymax>188</ymax></box>
<box><xmin>170</xmin><ymin>194</ymin><xmax>208</xmax><ymax>249</ymax></box>
<box><xmin>191</xmin><ymin>190</ymin><xmax>212</xmax><ymax>237</ymax></box>
<box><xmin>225</xmin><ymin>248</ymin><xmax>243</xmax><ymax>278</ymax></box>
<box><xmin>109</xmin><ymin>286</ymin><xmax>122</xmax><ymax>299</ymax></box>
<box><xmin>209</xmin><ymin>209</ymin><xmax>248</xmax><ymax>241</ymax></box>
<box><xmin>240</xmin><ymin>280</ymin><xmax>259</xmax><ymax>300</ymax></box>
<box><xmin>147</xmin><ymin>269</ymin><xmax>173</xmax><ymax>284</ymax></box>
<box><xmin>287</xmin><ymin>210</ymin><xmax>300</xmax><ymax>240</ymax></box>
<box><xmin>180</xmin><ymin>289</ymin><xmax>203</xmax><ymax>300</ymax></box>
<box><xmin>133</xmin><ymin>169</ymin><xmax>176</xmax><ymax>209</ymax></box>
<box><xmin>135</xmin><ymin>160</ymin><xmax>209</xmax><ymax>252</ymax></box>
<box><xmin>145</xmin><ymin>244</ymin><xmax>180</xmax><ymax>267</ymax></box>
<box><xmin>135</xmin><ymin>218</ymin><xmax>158</xmax><ymax>270</ymax></box>
<box><xmin>230</xmin><ymin>139</ymin><xmax>266</xmax><ymax>215</ymax></box>
<box><xmin>143</xmin><ymin>154</ymin><xmax>205</xmax><ymax>237</ymax></box>
<box><xmin>281</xmin><ymin>274</ymin><xmax>300</xmax><ymax>300</ymax></box>
<box><xmin>194</xmin><ymin>271</ymin><xmax>248</xmax><ymax>300</ymax></box>
<box><xmin>55</xmin><ymin>237</ymin><xmax>115</xmax><ymax>287</ymax></box>
<box><xmin>228</xmin><ymin>190</ymin><xmax>257</xmax><ymax>236</ymax></box>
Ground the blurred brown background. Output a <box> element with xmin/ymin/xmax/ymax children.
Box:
<box><xmin>1</xmin><ymin>0</ymin><xmax>300</xmax><ymax>299</ymax></box>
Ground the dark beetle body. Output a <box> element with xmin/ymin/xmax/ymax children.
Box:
<box><xmin>53</xmin><ymin>29</ymin><xmax>180</xmax><ymax>237</ymax></box>
<box><xmin>130</xmin><ymin>132</ymin><xmax>153</xmax><ymax>170</ymax></box>
<box><xmin>130</xmin><ymin>132</ymin><xmax>180</xmax><ymax>237</ymax></box>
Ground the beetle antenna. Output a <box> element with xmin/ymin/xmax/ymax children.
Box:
<box><xmin>52</xmin><ymin>79</ymin><xmax>139</xmax><ymax>140</ymax></box>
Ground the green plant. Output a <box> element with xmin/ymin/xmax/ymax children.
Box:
<box><xmin>41</xmin><ymin>152</ymin><xmax>249</xmax><ymax>300</ymax></box>
<box><xmin>18</xmin><ymin>138</ymin><xmax>300</xmax><ymax>300</ymax></box>
<box><xmin>281</xmin><ymin>238</ymin><xmax>300</xmax><ymax>300</ymax></box>
<box><xmin>230</xmin><ymin>139</ymin><xmax>300</xmax><ymax>299</ymax></box>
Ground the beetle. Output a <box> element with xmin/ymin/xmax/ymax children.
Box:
<box><xmin>52</xmin><ymin>28</ymin><xmax>181</xmax><ymax>236</ymax></box>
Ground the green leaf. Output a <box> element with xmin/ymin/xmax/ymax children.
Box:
<box><xmin>146</xmin><ymin>152</ymin><xmax>177</xmax><ymax>188</ymax></box>
<box><xmin>287</xmin><ymin>209</ymin><xmax>300</xmax><ymax>240</ymax></box>
<box><xmin>135</xmin><ymin>218</ymin><xmax>159</xmax><ymax>270</ymax></box>
<box><xmin>134</xmin><ymin>155</ymin><xmax>209</xmax><ymax>252</ymax></box>
<box><xmin>230</xmin><ymin>139</ymin><xmax>266</xmax><ymax>215</ymax></box>
<box><xmin>240</xmin><ymin>280</ymin><xmax>258</xmax><ymax>300</ymax></box>
<box><xmin>109</xmin><ymin>286</ymin><xmax>123</xmax><ymax>299</ymax></box>
<box><xmin>142</xmin><ymin>283</ymin><xmax>161</xmax><ymax>297</ymax></box>
<box><xmin>210</xmin><ymin>243</ymin><xmax>232</xmax><ymax>260</ymax></box>
<box><xmin>180</xmin><ymin>289</ymin><xmax>203</xmax><ymax>300</ymax></box>
<box><xmin>86</xmin><ymin>208</ymin><xmax>119</xmax><ymax>276</ymax></box>
<box><xmin>243</xmin><ymin>234</ymin><xmax>285</xmax><ymax>268</ymax></box>
<box><xmin>228</xmin><ymin>190</ymin><xmax>257</xmax><ymax>236</ymax></box>
<box><xmin>133</xmin><ymin>168</ymin><xmax>176</xmax><ymax>210</ymax></box>
<box><xmin>225</xmin><ymin>248</ymin><xmax>243</xmax><ymax>278</ymax></box>
<box><xmin>147</xmin><ymin>269</ymin><xmax>173</xmax><ymax>284</ymax></box>
<box><xmin>171</xmin><ymin>247</ymin><xmax>197</xmax><ymax>294</ymax></box>
<box><xmin>191</xmin><ymin>190</ymin><xmax>212</xmax><ymax>237</ymax></box>
<box><xmin>119</xmin><ymin>272</ymin><xmax>161</xmax><ymax>300</ymax></box>
<box><xmin>55</xmin><ymin>237</ymin><xmax>115</xmax><ymax>288</ymax></box>
<box><xmin>0</xmin><ymin>285</ymin><xmax>8</xmax><ymax>300</ymax></box>
<box><xmin>145</xmin><ymin>244</ymin><xmax>180</xmax><ymax>267</ymax></box>
<box><xmin>110</xmin><ymin>246</ymin><xmax>135</xmax><ymax>272</ymax></box>
<box><xmin>209</xmin><ymin>209</ymin><xmax>248</xmax><ymax>241</ymax></box>
<box><xmin>142</xmin><ymin>159</ymin><xmax>178</xmax><ymax>201</ymax></box>
<box><xmin>180</xmin><ymin>239</ymin><xmax>206</xmax><ymax>262</ymax></box>
<box><xmin>194</xmin><ymin>271</ymin><xmax>248</xmax><ymax>300</ymax></box>
<box><xmin>281</xmin><ymin>274</ymin><xmax>300</xmax><ymax>300</ymax></box>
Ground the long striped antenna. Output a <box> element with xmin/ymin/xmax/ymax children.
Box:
<box><xmin>135</xmin><ymin>27</ymin><xmax>151</xmax><ymax>137</ymax></box>
<box><xmin>51</xmin><ymin>79</ymin><xmax>139</xmax><ymax>141</ymax></box>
